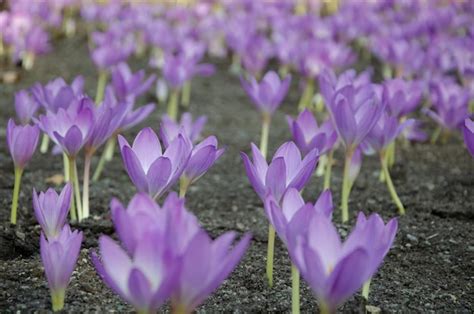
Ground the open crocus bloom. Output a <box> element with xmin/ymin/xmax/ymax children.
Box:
<box><xmin>37</xmin><ymin>98</ymin><xmax>95</xmax><ymax>157</ymax></box>
<box><xmin>33</xmin><ymin>184</ymin><xmax>72</xmax><ymax>240</ymax></box>
<box><xmin>241</xmin><ymin>141</ymin><xmax>319</xmax><ymax>202</ymax></box>
<box><xmin>240</xmin><ymin>71</ymin><xmax>291</xmax><ymax>115</ymax></box>
<box><xmin>110</xmin><ymin>62</ymin><xmax>156</xmax><ymax>102</ymax></box>
<box><xmin>118</xmin><ymin>128</ymin><xmax>192</xmax><ymax>199</ymax></box>
<box><xmin>92</xmin><ymin>232</ymin><xmax>178</xmax><ymax>313</ymax></box>
<box><xmin>183</xmin><ymin>136</ymin><xmax>225</xmax><ymax>184</ymax></box>
<box><xmin>160</xmin><ymin>112</ymin><xmax>207</xmax><ymax>147</ymax></box>
<box><xmin>288</xmin><ymin>212</ymin><xmax>397</xmax><ymax>313</ymax></box>
<box><xmin>287</xmin><ymin>109</ymin><xmax>338</xmax><ymax>156</ymax></box>
<box><xmin>264</xmin><ymin>188</ymin><xmax>333</xmax><ymax>245</ymax></box>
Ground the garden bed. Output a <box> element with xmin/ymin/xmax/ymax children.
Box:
<box><xmin>0</xmin><ymin>35</ymin><xmax>473</xmax><ymax>313</ymax></box>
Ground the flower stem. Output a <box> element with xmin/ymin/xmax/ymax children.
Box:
<box><xmin>69</xmin><ymin>157</ymin><xmax>82</xmax><ymax>221</ymax></box>
<box><xmin>323</xmin><ymin>149</ymin><xmax>334</xmax><ymax>190</ymax></box>
<box><xmin>266</xmin><ymin>224</ymin><xmax>276</xmax><ymax>287</ymax></box>
<box><xmin>319</xmin><ymin>301</ymin><xmax>331</xmax><ymax>314</ymax></box>
<box><xmin>297</xmin><ymin>78</ymin><xmax>314</xmax><ymax>112</ymax></box>
<box><xmin>63</xmin><ymin>153</ymin><xmax>70</xmax><ymax>181</ymax></box>
<box><xmin>387</xmin><ymin>141</ymin><xmax>396</xmax><ymax>168</ymax></box>
<box><xmin>179</xmin><ymin>176</ymin><xmax>190</xmax><ymax>198</ymax></box>
<box><xmin>40</xmin><ymin>134</ymin><xmax>50</xmax><ymax>153</ymax></box>
<box><xmin>95</xmin><ymin>70</ymin><xmax>108</xmax><ymax>105</ymax></box>
<box><xmin>82</xmin><ymin>152</ymin><xmax>93</xmax><ymax>219</ymax></box>
<box><xmin>380</xmin><ymin>151</ymin><xmax>405</xmax><ymax>215</ymax></box>
<box><xmin>362</xmin><ymin>278</ymin><xmax>371</xmax><ymax>300</ymax></box>
<box><xmin>181</xmin><ymin>81</ymin><xmax>191</xmax><ymax>107</ymax></box>
<box><xmin>51</xmin><ymin>289</ymin><xmax>65</xmax><ymax>312</ymax></box>
<box><xmin>167</xmin><ymin>89</ymin><xmax>180</xmax><ymax>121</ymax></box>
<box><xmin>260</xmin><ymin>114</ymin><xmax>271</xmax><ymax>159</ymax></box>
<box><xmin>291</xmin><ymin>264</ymin><xmax>300</xmax><ymax>314</ymax></box>
<box><xmin>92</xmin><ymin>138</ymin><xmax>115</xmax><ymax>182</ymax></box>
<box><xmin>341</xmin><ymin>148</ymin><xmax>354</xmax><ymax>223</ymax></box>
<box><xmin>431</xmin><ymin>127</ymin><xmax>441</xmax><ymax>144</ymax></box>
<box><xmin>10</xmin><ymin>167</ymin><xmax>23</xmax><ymax>225</ymax></box>
<box><xmin>68</xmin><ymin>157</ymin><xmax>77</xmax><ymax>222</ymax></box>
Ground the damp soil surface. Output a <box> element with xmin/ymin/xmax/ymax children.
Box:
<box><xmin>0</xmin><ymin>35</ymin><xmax>473</xmax><ymax>313</ymax></box>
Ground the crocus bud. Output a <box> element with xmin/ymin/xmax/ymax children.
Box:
<box><xmin>6</xmin><ymin>118</ymin><xmax>40</xmax><ymax>169</ymax></box>
<box><xmin>33</xmin><ymin>184</ymin><xmax>72</xmax><ymax>240</ymax></box>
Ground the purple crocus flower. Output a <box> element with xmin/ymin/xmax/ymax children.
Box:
<box><xmin>171</xmin><ymin>230</ymin><xmax>251</xmax><ymax>313</ymax></box>
<box><xmin>182</xmin><ymin>136</ymin><xmax>225</xmax><ymax>186</ymax></box>
<box><xmin>15</xmin><ymin>90</ymin><xmax>40</xmax><ymax>124</ymax></box>
<box><xmin>240</xmin><ymin>71</ymin><xmax>291</xmax><ymax>116</ymax></box>
<box><xmin>463</xmin><ymin>118</ymin><xmax>474</xmax><ymax>158</ymax></box>
<box><xmin>33</xmin><ymin>184</ymin><xmax>72</xmax><ymax>240</ymax></box>
<box><xmin>286</xmin><ymin>109</ymin><xmax>338</xmax><ymax>156</ymax></box>
<box><xmin>40</xmin><ymin>225</ymin><xmax>83</xmax><ymax>311</ymax></box>
<box><xmin>92</xmin><ymin>232</ymin><xmax>179</xmax><ymax>313</ymax></box>
<box><xmin>264</xmin><ymin>188</ymin><xmax>333</xmax><ymax>245</ymax></box>
<box><xmin>384</xmin><ymin>78</ymin><xmax>422</xmax><ymax>119</ymax></box>
<box><xmin>241</xmin><ymin>142</ymin><xmax>319</xmax><ymax>202</ymax></box>
<box><xmin>118</xmin><ymin>128</ymin><xmax>192</xmax><ymax>199</ymax></box>
<box><xmin>91</xmin><ymin>38</ymin><xmax>133</xmax><ymax>70</ymax></box>
<box><xmin>6</xmin><ymin>118</ymin><xmax>40</xmax><ymax>169</ymax></box>
<box><xmin>288</xmin><ymin>212</ymin><xmax>397</xmax><ymax>313</ymax></box>
<box><xmin>160</xmin><ymin>112</ymin><xmax>207</xmax><ymax>147</ymax></box>
<box><xmin>110</xmin><ymin>62</ymin><xmax>156</xmax><ymax>102</ymax></box>
<box><xmin>37</xmin><ymin>97</ymin><xmax>95</xmax><ymax>157</ymax></box>
<box><xmin>31</xmin><ymin>76</ymin><xmax>84</xmax><ymax>113</ymax></box>
<box><xmin>326</xmin><ymin>85</ymin><xmax>386</xmax><ymax>150</ymax></box>
<box><xmin>163</xmin><ymin>53</ymin><xmax>214</xmax><ymax>90</ymax></box>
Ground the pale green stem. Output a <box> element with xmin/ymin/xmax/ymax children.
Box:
<box><xmin>63</xmin><ymin>153</ymin><xmax>70</xmax><ymax>181</ymax></box>
<box><xmin>40</xmin><ymin>134</ymin><xmax>50</xmax><ymax>153</ymax></box>
<box><xmin>95</xmin><ymin>70</ymin><xmax>108</xmax><ymax>105</ymax></box>
<box><xmin>341</xmin><ymin>148</ymin><xmax>354</xmax><ymax>223</ymax></box>
<box><xmin>104</xmin><ymin>137</ymin><xmax>116</xmax><ymax>162</ymax></box>
<box><xmin>319</xmin><ymin>301</ymin><xmax>331</xmax><ymax>314</ymax></box>
<box><xmin>10</xmin><ymin>167</ymin><xmax>23</xmax><ymax>225</ymax></box>
<box><xmin>179</xmin><ymin>177</ymin><xmax>190</xmax><ymax>198</ymax></box>
<box><xmin>68</xmin><ymin>156</ymin><xmax>77</xmax><ymax>222</ymax></box>
<box><xmin>181</xmin><ymin>81</ymin><xmax>191</xmax><ymax>107</ymax></box>
<box><xmin>92</xmin><ymin>137</ymin><xmax>116</xmax><ymax>181</ymax></box>
<box><xmin>260</xmin><ymin>114</ymin><xmax>271</xmax><ymax>159</ymax></box>
<box><xmin>279</xmin><ymin>64</ymin><xmax>290</xmax><ymax>78</ymax></box>
<box><xmin>82</xmin><ymin>152</ymin><xmax>93</xmax><ymax>219</ymax></box>
<box><xmin>387</xmin><ymin>141</ymin><xmax>396</xmax><ymax>168</ymax></box>
<box><xmin>316</xmin><ymin>155</ymin><xmax>326</xmax><ymax>177</ymax></box>
<box><xmin>323</xmin><ymin>149</ymin><xmax>334</xmax><ymax>190</ymax></box>
<box><xmin>297</xmin><ymin>78</ymin><xmax>314</xmax><ymax>112</ymax></box>
<box><xmin>23</xmin><ymin>52</ymin><xmax>35</xmax><ymax>71</ymax></box>
<box><xmin>431</xmin><ymin>127</ymin><xmax>442</xmax><ymax>144</ymax></box>
<box><xmin>266</xmin><ymin>224</ymin><xmax>276</xmax><ymax>287</ymax></box>
<box><xmin>170</xmin><ymin>302</ymin><xmax>188</xmax><ymax>314</ymax></box>
<box><xmin>291</xmin><ymin>264</ymin><xmax>300</xmax><ymax>314</ymax></box>
<box><xmin>362</xmin><ymin>278</ymin><xmax>372</xmax><ymax>300</ymax></box>
<box><xmin>69</xmin><ymin>157</ymin><xmax>82</xmax><ymax>221</ymax></box>
<box><xmin>167</xmin><ymin>89</ymin><xmax>180</xmax><ymax>121</ymax></box>
<box><xmin>230</xmin><ymin>53</ymin><xmax>241</xmax><ymax>74</ymax></box>
<box><xmin>51</xmin><ymin>289</ymin><xmax>65</xmax><ymax>312</ymax></box>
<box><xmin>381</xmin><ymin>151</ymin><xmax>405</xmax><ymax>215</ymax></box>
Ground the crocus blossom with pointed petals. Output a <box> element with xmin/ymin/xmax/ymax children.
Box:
<box><xmin>264</xmin><ymin>188</ymin><xmax>333</xmax><ymax>245</ymax></box>
<box><xmin>6</xmin><ymin>119</ymin><xmax>40</xmax><ymax>169</ymax></box>
<box><xmin>33</xmin><ymin>184</ymin><xmax>72</xmax><ymax>240</ymax></box>
<box><xmin>241</xmin><ymin>142</ymin><xmax>319</xmax><ymax>202</ymax></box>
<box><xmin>183</xmin><ymin>136</ymin><xmax>225</xmax><ymax>184</ymax></box>
<box><xmin>15</xmin><ymin>90</ymin><xmax>40</xmax><ymax>124</ymax></box>
<box><xmin>241</xmin><ymin>71</ymin><xmax>291</xmax><ymax>115</ymax></box>
<box><xmin>31</xmin><ymin>76</ymin><xmax>84</xmax><ymax>113</ymax></box>
<box><xmin>160</xmin><ymin>112</ymin><xmax>207</xmax><ymax>148</ymax></box>
<box><xmin>288</xmin><ymin>212</ymin><xmax>397</xmax><ymax>313</ymax></box>
<box><xmin>40</xmin><ymin>225</ymin><xmax>83</xmax><ymax>311</ymax></box>
<box><xmin>287</xmin><ymin>109</ymin><xmax>338</xmax><ymax>156</ymax></box>
<box><xmin>110</xmin><ymin>62</ymin><xmax>156</xmax><ymax>102</ymax></box>
<box><xmin>118</xmin><ymin>128</ymin><xmax>192</xmax><ymax>199</ymax></box>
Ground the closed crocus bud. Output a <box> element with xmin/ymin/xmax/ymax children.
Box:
<box><xmin>287</xmin><ymin>212</ymin><xmax>397</xmax><ymax>314</ymax></box>
<box><xmin>241</xmin><ymin>141</ymin><xmax>319</xmax><ymax>202</ymax></box>
<box><xmin>110</xmin><ymin>62</ymin><xmax>156</xmax><ymax>102</ymax></box>
<box><xmin>118</xmin><ymin>128</ymin><xmax>192</xmax><ymax>199</ymax></box>
<box><xmin>160</xmin><ymin>112</ymin><xmax>207</xmax><ymax>148</ymax></box>
<box><xmin>6</xmin><ymin>119</ymin><xmax>40</xmax><ymax>169</ymax></box>
<box><xmin>384</xmin><ymin>78</ymin><xmax>422</xmax><ymax>119</ymax></box>
<box><xmin>463</xmin><ymin>118</ymin><xmax>474</xmax><ymax>158</ymax></box>
<box><xmin>33</xmin><ymin>184</ymin><xmax>72</xmax><ymax>240</ymax></box>
<box><xmin>183</xmin><ymin>136</ymin><xmax>225</xmax><ymax>184</ymax></box>
<box><xmin>287</xmin><ymin>109</ymin><xmax>338</xmax><ymax>156</ymax></box>
<box><xmin>40</xmin><ymin>225</ymin><xmax>83</xmax><ymax>311</ymax></box>
<box><xmin>14</xmin><ymin>90</ymin><xmax>40</xmax><ymax>124</ymax></box>
<box><xmin>264</xmin><ymin>188</ymin><xmax>333</xmax><ymax>245</ymax></box>
<box><xmin>240</xmin><ymin>71</ymin><xmax>291</xmax><ymax>116</ymax></box>
<box><xmin>171</xmin><ymin>231</ymin><xmax>251</xmax><ymax>314</ymax></box>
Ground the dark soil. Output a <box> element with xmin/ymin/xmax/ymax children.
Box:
<box><xmin>0</xmin><ymin>35</ymin><xmax>473</xmax><ymax>313</ymax></box>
